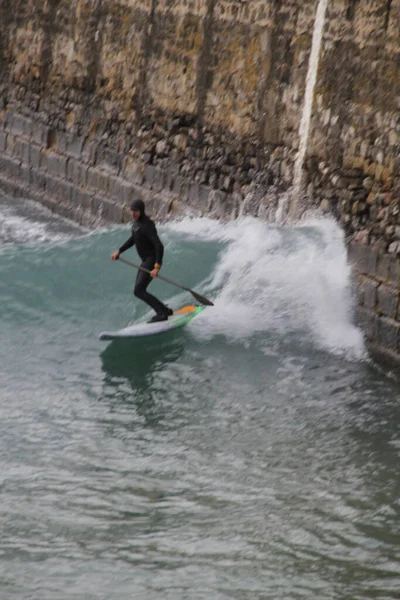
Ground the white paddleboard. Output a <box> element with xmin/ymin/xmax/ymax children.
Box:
<box><xmin>99</xmin><ymin>305</ymin><xmax>204</xmax><ymax>340</ymax></box>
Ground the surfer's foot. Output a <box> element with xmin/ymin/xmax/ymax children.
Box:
<box><xmin>148</xmin><ymin>314</ymin><xmax>167</xmax><ymax>323</ymax></box>
<box><xmin>147</xmin><ymin>307</ymin><xmax>173</xmax><ymax>323</ymax></box>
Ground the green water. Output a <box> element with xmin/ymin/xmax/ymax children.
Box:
<box><xmin>0</xmin><ymin>195</ymin><xmax>399</xmax><ymax>599</ymax></box>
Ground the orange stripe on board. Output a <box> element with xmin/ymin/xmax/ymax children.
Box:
<box><xmin>173</xmin><ymin>305</ymin><xmax>197</xmax><ymax>315</ymax></box>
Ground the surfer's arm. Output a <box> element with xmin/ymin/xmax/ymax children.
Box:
<box><xmin>111</xmin><ymin>234</ymin><xmax>135</xmax><ymax>260</ymax></box>
<box><xmin>118</xmin><ymin>234</ymin><xmax>136</xmax><ymax>254</ymax></box>
<box><xmin>146</xmin><ymin>223</ymin><xmax>164</xmax><ymax>268</ymax></box>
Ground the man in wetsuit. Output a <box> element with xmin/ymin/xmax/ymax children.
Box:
<box><xmin>111</xmin><ymin>199</ymin><xmax>173</xmax><ymax>323</ymax></box>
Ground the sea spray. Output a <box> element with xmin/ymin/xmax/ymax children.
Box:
<box><xmin>167</xmin><ymin>215</ymin><xmax>364</xmax><ymax>359</ymax></box>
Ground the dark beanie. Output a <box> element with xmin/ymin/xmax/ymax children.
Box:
<box><xmin>130</xmin><ymin>199</ymin><xmax>145</xmax><ymax>214</ymax></box>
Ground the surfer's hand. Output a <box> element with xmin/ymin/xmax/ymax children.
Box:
<box><xmin>111</xmin><ymin>251</ymin><xmax>120</xmax><ymax>261</ymax></box>
<box><xmin>150</xmin><ymin>267</ymin><xmax>160</xmax><ymax>278</ymax></box>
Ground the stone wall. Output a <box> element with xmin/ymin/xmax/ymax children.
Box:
<box><xmin>0</xmin><ymin>0</ymin><xmax>400</xmax><ymax>370</ymax></box>
<box><xmin>305</xmin><ymin>0</ymin><xmax>400</xmax><ymax>253</ymax></box>
<box><xmin>349</xmin><ymin>242</ymin><xmax>400</xmax><ymax>371</ymax></box>
<box><xmin>0</xmin><ymin>106</ymin><xmax>268</xmax><ymax>225</ymax></box>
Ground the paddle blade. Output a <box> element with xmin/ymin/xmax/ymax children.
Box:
<box><xmin>189</xmin><ymin>289</ymin><xmax>214</xmax><ymax>306</ymax></box>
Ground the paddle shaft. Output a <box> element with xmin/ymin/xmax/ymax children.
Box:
<box><xmin>117</xmin><ymin>257</ymin><xmax>214</xmax><ymax>306</ymax></box>
<box><xmin>119</xmin><ymin>257</ymin><xmax>189</xmax><ymax>291</ymax></box>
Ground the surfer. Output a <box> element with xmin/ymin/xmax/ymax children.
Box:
<box><xmin>111</xmin><ymin>199</ymin><xmax>173</xmax><ymax>323</ymax></box>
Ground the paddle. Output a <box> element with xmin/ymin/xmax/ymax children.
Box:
<box><xmin>118</xmin><ymin>257</ymin><xmax>214</xmax><ymax>306</ymax></box>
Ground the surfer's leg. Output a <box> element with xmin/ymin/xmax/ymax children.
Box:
<box><xmin>134</xmin><ymin>266</ymin><xmax>169</xmax><ymax>316</ymax></box>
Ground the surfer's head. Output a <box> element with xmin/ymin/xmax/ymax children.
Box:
<box><xmin>129</xmin><ymin>199</ymin><xmax>145</xmax><ymax>221</ymax></box>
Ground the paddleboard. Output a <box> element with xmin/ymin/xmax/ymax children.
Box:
<box><xmin>99</xmin><ymin>305</ymin><xmax>204</xmax><ymax>340</ymax></box>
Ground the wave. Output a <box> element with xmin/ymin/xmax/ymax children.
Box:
<box><xmin>167</xmin><ymin>216</ymin><xmax>365</xmax><ymax>359</ymax></box>
<box><xmin>0</xmin><ymin>194</ymin><xmax>85</xmax><ymax>246</ymax></box>
<box><xmin>0</xmin><ymin>191</ymin><xmax>365</xmax><ymax>360</ymax></box>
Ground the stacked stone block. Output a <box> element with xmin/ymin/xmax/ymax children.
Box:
<box><xmin>350</xmin><ymin>243</ymin><xmax>400</xmax><ymax>368</ymax></box>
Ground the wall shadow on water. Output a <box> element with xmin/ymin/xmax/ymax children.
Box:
<box><xmin>99</xmin><ymin>331</ymin><xmax>187</xmax><ymax>428</ymax></box>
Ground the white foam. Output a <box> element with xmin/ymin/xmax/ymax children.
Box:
<box><xmin>167</xmin><ymin>216</ymin><xmax>365</xmax><ymax>359</ymax></box>
<box><xmin>0</xmin><ymin>207</ymin><xmax>55</xmax><ymax>244</ymax></box>
<box><xmin>167</xmin><ymin>216</ymin><xmax>240</xmax><ymax>242</ymax></box>
<box><xmin>0</xmin><ymin>196</ymin><xmax>84</xmax><ymax>246</ymax></box>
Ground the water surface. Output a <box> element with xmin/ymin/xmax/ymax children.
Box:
<box><xmin>0</xmin><ymin>194</ymin><xmax>399</xmax><ymax>599</ymax></box>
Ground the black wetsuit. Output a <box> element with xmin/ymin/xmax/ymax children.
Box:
<box><xmin>119</xmin><ymin>215</ymin><xmax>169</xmax><ymax>316</ymax></box>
